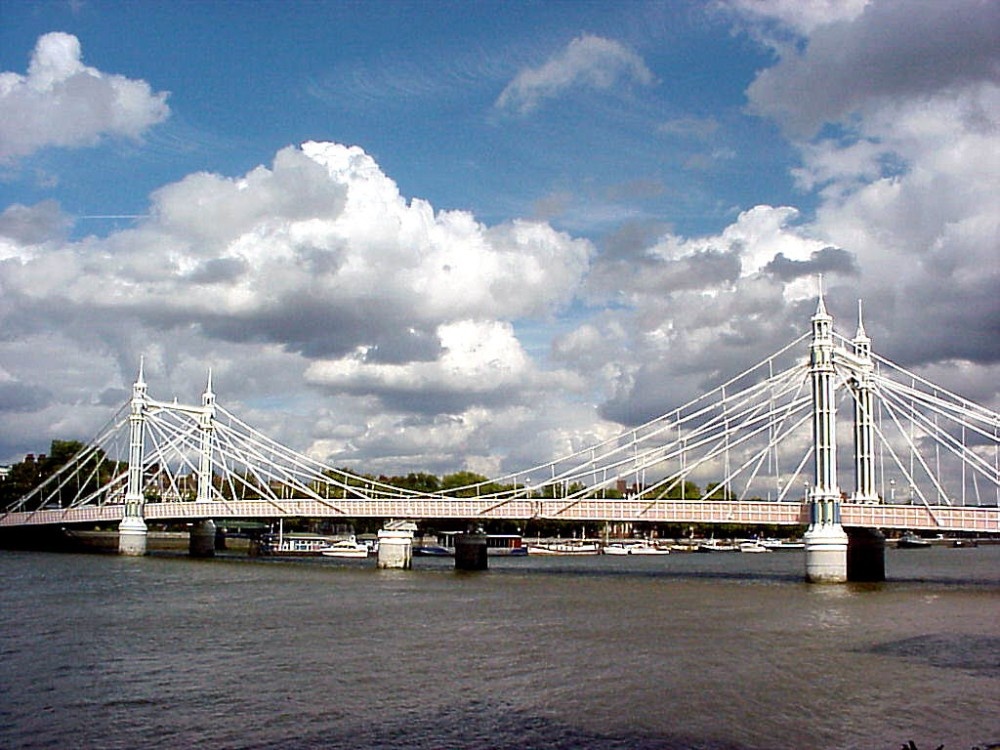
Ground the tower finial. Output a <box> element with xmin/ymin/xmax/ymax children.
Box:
<box><xmin>202</xmin><ymin>367</ymin><xmax>216</xmax><ymax>408</ymax></box>
<box><xmin>856</xmin><ymin>299</ymin><xmax>866</xmax><ymax>337</ymax></box>
<box><xmin>132</xmin><ymin>356</ymin><xmax>148</xmax><ymax>402</ymax></box>
<box><xmin>814</xmin><ymin>274</ymin><xmax>828</xmax><ymax>317</ymax></box>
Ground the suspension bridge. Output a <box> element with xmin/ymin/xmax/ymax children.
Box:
<box><xmin>2</xmin><ymin>296</ymin><xmax>998</xmax><ymax>581</ymax></box>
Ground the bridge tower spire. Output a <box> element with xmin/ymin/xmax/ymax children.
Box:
<box><xmin>118</xmin><ymin>359</ymin><xmax>149</xmax><ymax>555</ymax></box>
<box><xmin>804</xmin><ymin>290</ymin><xmax>849</xmax><ymax>582</ymax></box>
<box><xmin>851</xmin><ymin>301</ymin><xmax>877</xmax><ymax>503</ymax></box>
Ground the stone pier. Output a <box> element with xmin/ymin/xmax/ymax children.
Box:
<box><xmin>377</xmin><ymin>521</ymin><xmax>417</xmax><ymax>569</ymax></box>
<box><xmin>118</xmin><ymin>516</ymin><xmax>148</xmax><ymax>556</ymax></box>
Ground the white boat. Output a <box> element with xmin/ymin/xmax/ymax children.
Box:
<box><xmin>527</xmin><ymin>541</ymin><xmax>601</xmax><ymax>555</ymax></box>
<box><xmin>603</xmin><ymin>541</ymin><xmax>670</xmax><ymax>556</ymax></box>
<box><xmin>738</xmin><ymin>541</ymin><xmax>771</xmax><ymax>553</ymax></box>
<box><xmin>320</xmin><ymin>536</ymin><xmax>370</xmax><ymax>558</ymax></box>
<box><xmin>696</xmin><ymin>539</ymin><xmax>740</xmax><ymax>553</ymax></box>
<box><xmin>261</xmin><ymin>533</ymin><xmax>341</xmax><ymax>556</ymax></box>
<box><xmin>896</xmin><ymin>532</ymin><xmax>932</xmax><ymax>549</ymax></box>
<box><xmin>760</xmin><ymin>539</ymin><xmax>805</xmax><ymax>551</ymax></box>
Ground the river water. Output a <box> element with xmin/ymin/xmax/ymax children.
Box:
<box><xmin>0</xmin><ymin>545</ymin><xmax>997</xmax><ymax>750</ymax></box>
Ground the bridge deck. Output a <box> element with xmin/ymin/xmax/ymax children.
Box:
<box><xmin>3</xmin><ymin>500</ymin><xmax>997</xmax><ymax>533</ymax></box>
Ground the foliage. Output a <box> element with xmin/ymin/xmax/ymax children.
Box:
<box><xmin>0</xmin><ymin>440</ymin><xmax>117</xmax><ymax>508</ymax></box>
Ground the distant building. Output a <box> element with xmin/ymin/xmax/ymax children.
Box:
<box><xmin>0</xmin><ymin>465</ymin><xmax>10</xmax><ymax>481</ymax></box>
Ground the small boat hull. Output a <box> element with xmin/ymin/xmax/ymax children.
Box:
<box><xmin>527</xmin><ymin>542</ymin><xmax>601</xmax><ymax>555</ymax></box>
<box><xmin>603</xmin><ymin>543</ymin><xmax>670</xmax><ymax>555</ymax></box>
<box><xmin>896</xmin><ymin>534</ymin><xmax>931</xmax><ymax>549</ymax></box>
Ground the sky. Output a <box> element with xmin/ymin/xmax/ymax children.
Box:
<box><xmin>0</xmin><ymin>0</ymin><xmax>997</xmax><ymax>477</ymax></box>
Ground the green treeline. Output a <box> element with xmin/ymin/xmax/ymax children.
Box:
<box><xmin>0</xmin><ymin>440</ymin><xmax>125</xmax><ymax>507</ymax></box>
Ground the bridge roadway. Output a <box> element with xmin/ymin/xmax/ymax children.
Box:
<box><xmin>3</xmin><ymin>499</ymin><xmax>997</xmax><ymax>534</ymax></box>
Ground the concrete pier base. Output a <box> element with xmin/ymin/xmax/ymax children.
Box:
<box><xmin>454</xmin><ymin>532</ymin><xmax>488</xmax><ymax>571</ymax></box>
<box><xmin>846</xmin><ymin>527</ymin><xmax>885</xmax><ymax>582</ymax></box>
<box><xmin>377</xmin><ymin>521</ymin><xmax>417</xmax><ymax>569</ymax></box>
<box><xmin>189</xmin><ymin>519</ymin><xmax>217</xmax><ymax>558</ymax></box>
<box><xmin>118</xmin><ymin>516</ymin><xmax>148</xmax><ymax>556</ymax></box>
<box><xmin>804</xmin><ymin>524</ymin><xmax>849</xmax><ymax>583</ymax></box>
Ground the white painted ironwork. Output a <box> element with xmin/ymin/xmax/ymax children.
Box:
<box><xmin>3</xmin><ymin>298</ymin><xmax>998</xmax><ymax>536</ymax></box>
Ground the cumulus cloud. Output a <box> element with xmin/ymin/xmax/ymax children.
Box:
<box><xmin>305</xmin><ymin>319</ymin><xmax>583</xmax><ymax>414</ymax></box>
<box><xmin>0</xmin><ymin>32</ymin><xmax>169</xmax><ymax>161</ymax></box>
<box><xmin>739</xmin><ymin>0</ymin><xmax>1000</xmax><ymax>372</ymax></box>
<box><xmin>745</xmin><ymin>0</ymin><xmax>1000</xmax><ymax>136</ymax></box>
<box><xmin>496</xmin><ymin>34</ymin><xmax>654</xmax><ymax>114</ymax></box>
<box><xmin>2</xmin><ymin>5</ymin><xmax>997</xmax><ymax>476</ymax></box>
<box><xmin>573</xmin><ymin>0</ymin><xmax>1000</xmax><ymax>427</ymax></box>
<box><xmin>725</xmin><ymin>0</ymin><xmax>870</xmax><ymax>35</ymax></box>
<box><xmin>0</xmin><ymin>141</ymin><xmax>599</xmax><ymax>470</ymax></box>
<box><xmin>568</xmin><ymin>207</ymin><xmax>856</xmax><ymax>425</ymax></box>
<box><xmin>0</xmin><ymin>200</ymin><xmax>72</xmax><ymax>246</ymax></box>
<box><xmin>0</xmin><ymin>142</ymin><xmax>591</xmax><ymax>357</ymax></box>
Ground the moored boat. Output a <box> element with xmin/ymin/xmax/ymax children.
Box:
<box><xmin>413</xmin><ymin>544</ymin><xmax>454</xmax><ymax>557</ymax></box>
<box><xmin>527</xmin><ymin>540</ymin><xmax>601</xmax><ymax>555</ymax></box>
<box><xmin>760</xmin><ymin>539</ymin><xmax>805</xmax><ymax>551</ymax></box>
<box><xmin>320</xmin><ymin>536</ymin><xmax>370</xmax><ymax>558</ymax></box>
<box><xmin>696</xmin><ymin>539</ymin><xmax>740</xmax><ymax>553</ymax></box>
<box><xmin>896</xmin><ymin>532</ymin><xmax>931</xmax><ymax>549</ymax></box>
<box><xmin>260</xmin><ymin>533</ymin><xmax>341</xmax><ymax>556</ymax></box>
<box><xmin>738</xmin><ymin>540</ymin><xmax>771</xmax><ymax>553</ymax></box>
<box><xmin>603</xmin><ymin>541</ymin><xmax>670</xmax><ymax>555</ymax></box>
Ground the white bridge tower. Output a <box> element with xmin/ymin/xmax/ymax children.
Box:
<box><xmin>803</xmin><ymin>293</ymin><xmax>850</xmax><ymax>582</ymax></box>
<box><xmin>118</xmin><ymin>361</ymin><xmax>149</xmax><ymax>555</ymax></box>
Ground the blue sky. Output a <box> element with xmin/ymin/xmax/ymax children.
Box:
<box><xmin>2</xmin><ymin>1</ymin><xmax>794</xmax><ymax>238</ymax></box>
<box><xmin>0</xmin><ymin>0</ymin><xmax>997</xmax><ymax>474</ymax></box>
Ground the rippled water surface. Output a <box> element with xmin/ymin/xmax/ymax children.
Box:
<box><xmin>1</xmin><ymin>546</ymin><xmax>998</xmax><ymax>749</ymax></box>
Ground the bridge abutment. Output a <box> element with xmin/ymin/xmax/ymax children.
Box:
<box><xmin>846</xmin><ymin>527</ymin><xmax>886</xmax><ymax>582</ymax></box>
<box><xmin>189</xmin><ymin>519</ymin><xmax>217</xmax><ymax>557</ymax></box>
<box><xmin>377</xmin><ymin>521</ymin><xmax>416</xmax><ymax>569</ymax></box>
<box><xmin>118</xmin><ymin>516</ymin><xmax>148</xmax><ymax>556</ymax></box>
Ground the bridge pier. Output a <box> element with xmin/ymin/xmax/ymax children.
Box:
<box><xmin>454</xmin><ymin>530</ymin><xmax>489</xmax><ymax>571</ymax></box>
<box><xmin>377</xmin><ymin>521</ymin><xmax>416</xmax><ymax>569</ymax></box>
<box><xmin>118</xmin><ymin>516</ymin><xmax>148</xmax><ymax>556</ymax></box>
<box><xmin>188</xmin><ymin>519</ymin><xmax>217</xmax><ymax>558</ymax></box>
<box><xmin>846</xmin><ymin>527</ymin><xmax>886</xmax><ymax>582</ymax></box>
<box><xmin>803</xmin><ymin>499</ymin><xmax>848</xmax><ymax>583</ymax></box>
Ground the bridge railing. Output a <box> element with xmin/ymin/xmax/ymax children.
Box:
<box><xmin>4</xmin><ymin>498</ymin><xmax>996</xmax><ymax>533</ymax></box>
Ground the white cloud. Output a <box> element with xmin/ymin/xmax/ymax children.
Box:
<box><xmin>0</xmin><ymin>32</ymin><xmax>169</xmax><ymax>161</ymax></box>
<box><xmin>0</xmin><ymin>141</ymin><xmax>600</xmax><ymax>470</ymax></box>
<box><xmin>744</xmin><ymin>0</ymin><xmax>1000</xmax><ymax>136</ymax></box>
<box><xmin>496</xmin><ymin>34</ymin><xmax>654</xmax><ymax>114</ymax></box>
<box><xmin>306</xmin><ymin>320</ymin><xmax>532</xmax><ymax>395</ymax></box>
<box><xmin>724</xmin><ymin>0</ymin><xmax>870</xmax><ymax>35</ymax></box>
<box><xmin>0</xmin><ymin>200</ymin><xmax>72</xmax><ymax>248</ymax></box>
<box><xmin>735</xmin><ymin>0</ymin><xmax>999</xmax><ymax>373</ymax></box>
<box><xmin>571</xmin><ymin>0</ymin><xmax>1000</xmax><ymax>426</ymax></box>
<box><xmin>1</xmin><ymin>4</ymin><xmax>997</xmax><ymax>477</ymax></box>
